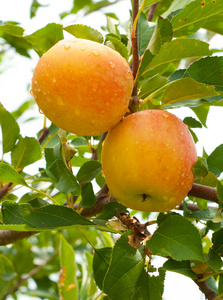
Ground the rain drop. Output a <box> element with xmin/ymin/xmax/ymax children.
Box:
<box><xmin>109</xmin><ymin>62</ymin><xmax>115</xmax><ymax>69</ymax></box>
<box><xmin>38</xmin><ymin>108</ymin><xmax>43</xmax><ymax>114</ymax></box>
<box><xmin>81</xmin><ymin>47</ymin><xmax>85</xmax><ymax>51</ymax></box>
<box><xmin>52</xmin><ymin>78</ymin><xmax>56</xmax><ymax>83</ymax></box>
<box><xmin>163</xmin><ymin>112</ymin><xmax>169</xmax><ymax>118</ymax></box>
<box><xmin>57</xmin><ymin>96</ymin><xmax>64</xmax><ymax>106</ymax></box>
<box><xmin>30</xmin><ymin>89</ymin><xmax>33</xmax><ymax>96</ymax></box>
<box><xmin>93</xmin><ymin>50</ymin><xmax>100</xmax><ymax>56</ymax></box>
<box><xmin>64</xmin><ymin>43</ymin><xmax>71</xmax><ymax>50</ymax></box>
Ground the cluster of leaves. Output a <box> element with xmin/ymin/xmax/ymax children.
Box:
<box><xmin>0</xmin><ymin>0</ymin><xmax>223</xmax><ymax>299</ymax></box>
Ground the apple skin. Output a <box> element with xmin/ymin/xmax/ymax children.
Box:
<box><xmin>31</xmin><ymin>38</ymin><xmax>133</xmax><ymax>136</ymax></box>
<box><xmin>101</xmin><ymin>110</ymin><xmax>197</xmax><ymax>212</ymax></box>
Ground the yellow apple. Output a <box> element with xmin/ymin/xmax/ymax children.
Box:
<box><xmin>31</xmin><ymin>38</ymin><xmax>133</xmax><ymax>136</ymax></box>
<box><xmin>101</xmin><ymin>110</ymin><xmax>197</xmax><ymax>212</ymax></box>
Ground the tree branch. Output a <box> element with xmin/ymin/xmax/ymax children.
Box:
<box><xmin>188</xmin><ymin>183</ymin><xmax>219</xmax><ymax>204</ymax></box>
<box><xmin>147</xmin><ymin>2</ymin><xmax>159</xmax><ymax>21</ymax></box>
<box><xmin>129</xmin><ymin>0</ymin><xmax>140</xmax><ymax>113</ymax></box>
<box><xmin>194</xmin><ymin>279</ymin><xmax>219</xmax><ymax>300</ymax></box>
<box><xmin>0</xmin><ymin>181</ymin><xmax>220</xmax><ymax>245</ymax></box>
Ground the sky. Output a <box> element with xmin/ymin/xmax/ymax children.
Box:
<box><xmin>1</xmin><ymin>1</ymin><xmax>223</xmax><ymax>299</ymax></box>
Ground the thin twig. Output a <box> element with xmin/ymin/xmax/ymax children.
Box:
<box><xmin>147</xmin><ymin>2</ymin><xmax>159</xmax><ymax>21</ymax></box>
<box><xmin>194</xmin><ymin>279</ymin><xmax>219</xmax><ymax>300</ymax></box>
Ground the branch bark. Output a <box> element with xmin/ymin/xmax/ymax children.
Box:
<box><xmin>194</xmin><ymin>279</ymin><xmax>219</xmax><ymax>300</ymax></box>
<box><xmin>188</xmin><ymin>183</ymin><xmax>219</xmax><ymax>204</ymax></box>
<box><xmin>129</xmin><ymin>0</ymin><xmax>140</xmax><ymax>113</ymax></box>
<box><xmin>147</xmin><ymin>2</ymin><xmax>159</xmax><ymax>21</ymax></box>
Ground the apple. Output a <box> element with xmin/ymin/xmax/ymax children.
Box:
<box><xmin>101</xmin><ymin>110</ymin><xmax>197</xmax><ymax>212</ymax></box>
<box><xmin>31</xmin><ymin>38</ymin><xmax>133</xmax><ymax>136</ymax></box>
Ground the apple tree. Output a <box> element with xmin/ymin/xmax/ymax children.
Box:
<box><xmin>0</xmin><ymin>0</ymin><xmax>223</xmax><ymax>299</ymax></box>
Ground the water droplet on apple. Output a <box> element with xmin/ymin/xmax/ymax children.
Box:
<box><xmin>64</xmin><ymin>43</ymin><xmax>71</xmax><ymax>50</ymax></box>
<box><xmin>163</xmin><ymin>112</ymin><xmax>169</xmax><ymax>118</ymax></box>
<box><xmin>81</xmin><ymin>47</ymin><xmax>85</xmax><ymax>51</ymax></box>
<box><xmin>93</xmin><ymin>50</ymin><xmax>100</xmax><ymax>56</ymax></box>
<box><xmin>30</xmin><ymin>89</ymin><xmax>33</xmax><ymax>96</ymax></box>
<box><xmin>179</xmin><ymin>131</ymin><xmax>184</xmax><ymax>136</ymax></box>
<box><xmin>163</xmin><ymin>195</ymin><xmax>169</xmax><ymax>201</ymax></box>
<box><xmin>122</xmin><ymin>61</ymin><xmax>128</xmax><ymax>67</ymax></box>
<box><xmin>84</xmin><ymin>63</ymin><xmax>87</xmax><ymax>66</ymax></box>
<box><xmin>52</xmin><ymin>78</ymin><xmax>56</xmax><ymax>83</ymax></box>
<box><xmin>109</xmin><ymin>62</ymin><xmax>115</xmax><ymax>69</ymax></box>
<box><xmin>38</xmin><ymin>108</ymin><xmax>43</xmax><ymax>114</ymax></box>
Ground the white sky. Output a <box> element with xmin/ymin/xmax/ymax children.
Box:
<box><xmin>1</xmin><ymin>1</ymin><xmax>223</xmax><ymax>299</ymax></box>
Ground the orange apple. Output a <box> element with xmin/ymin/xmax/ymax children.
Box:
<box><xmin>31</xmin><ymin>38</ymin><xmax>133</xmax><ymax>136</ymax></box>
<box><xmin>101</xmin><ymin>110</ymin><xmax>197</xmax><ymax>212</ymax></box>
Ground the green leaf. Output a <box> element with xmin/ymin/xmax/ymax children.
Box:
<box><xmin>25</xmin><ymin>23</ymin><xmax>64</xmax><ymax>56</ymax></box>
<box><xmin>63</xmin><ymin>24</ymin><xmax>103</xmax><ymax>43</ymax></box>
<box><xmin>156</xmin><ymin>0</ymin><xmax>194</xmax><ymax>19</ymax></box>
<box><xmin>147</xmin><ymin>21</ymin><xmax>162</xmax><ymax>55</ymax></box>
<box><xmin>147</xmin><ymin>214</ymin><xmax>204</xmax><ymax>261</ymax></box>
<box><xmin>203</xmin><ymin>14</ymin><xmax>223</xmax><ymax>35</ymax></box>
<box><xmin>11</xmin><ymin>136</ymin><xmax>42</xmax><ymax>169</ymax></box>
<box><xmin>0</xmin><ymin>104</ymin><xmax>20</xmax><ymax>154</ymax></box>
<box><xmin>187</xmin><ymin>57</ymin><xmax>223</xmax><ymax>87</ymax></box>
<box><xmin>2</xmin><ymin>201</ymin><xmax>93</xmax><ymax>230</ymax></box>
<box><xmin>58</xmin><ymin>235</ymin><xmax>78</xmax><ymax>300</ymax></box>
<box><xmin>105</xmin><ymin>35</ymin><xmax>128</xmax><ymax>60</ymax></box>
<box><xmin>172</xmin><ymin>0</ymin><xmax>223</xmax><ymax>37</ymax></box>
<box><xmin>206</xmin><ymin>248</ymin><xmax>223</xmax><ymax>272</ymax></box>
<box><xmin>158</xmin><ymin>17</ymin><xmax>173</xmax><ymax>44</ymax></box>
<box><xmin>77</xmin><ymin>161</ymin><xmax>102</xmax><ymax>185</ymax></box>
<box><xmin>106</xmin><ymin>16</ymin><xmax>120</xmax><ymax>36</ymax></box>
<box><xmin>80</xmin><ymin>252</ymin><xmax>97</xmax><ymax>299</ymax></box>
<box><xmin>138</xmin><ymin>12</ymin><xmax>155</xmax><ymax>56</ymax></box>
<box><xmin>141</xmin><ymin>38</ymin><xmax>212</xmax><ymax>78</ymax></box>
<box><xmin>45</xmin><ymin>144</ymin><xmax>81</xmax><ymax>195</ymax></box>
<box><xmin>163</xmin><ymin>259</ymin><xmax>196</xmax><ymax>279</ymax></box>
<box><xmin>139</xmin><ymin>75</ymin><xmax>167</xmax><ymax>100</ymax></box>
<box><xmin>191</xmin><ymin>106</ymin><xmax>209</xmax><ymax>128</ymax></box>
<box><xmin>0</xmin><ymin>23</ymin><xmax>24</xmax><ymax>37</ymax></box>
<box><xmin>219</xmin><ymin>274</ymin><xmax>223</xmax><ymax>294</ymax></box>
<box><xmin>103</xmin><ymin>231</ymin><xmax>145</xmax><ymax>299</ymax></box>
<box><xmin>0</xmin><ymin>162</ymin><xmax>27</xmax><ymax>186</ymax></box>
<box><xmin>132</xmin><ymin>268</ymin><xmax>165</xmax><ymax>300</ymax></box>
<box><xmin>93</xmin><ymin>247</ymin><xmax>112</xmax><ymax>290</ymax></box>
<box><xmin>192</xmin><ymin>157</ymin><xmax>209</xmax><ymax>179</ymax></box>
<box><xmin>212</xmin><ymin>228</ymin><xmax>223</xmax><ymax>256</ymax></box>
<box><xmin>183</xmin><ymin>117</ymin><xmax>202</xmax><ymax>128</ymax></box>
<box><xmin>0</xmin><ymin>254</ymin><xmax>16</xmax><ymax>281</ymax></box>
<box><xmin>144</xmin><ymin>0</ymin><xmax>159</xmax><ymax>7</ymax></box>
<box><xmin>161</xmin><ymin>78</ymin><xmax>218</xmax><ymax>107</ymax></box>
<box><xmin>207</xmin><ymin>144</ymin><xmax>223</xmax><ymax>176</ymax></box>
<box><xmin>217</xmin><ymin>181</ymin><xmax>223</xmax><ymax>209</ymax></box>
<box><xmin>30</xmin><ymin>0</ymin><xmax>48</xmax><ymax>18</ymax></box>
<box><xmin>189</xmin><ymin>208</ymin><xmax>218</xmax><ymax>222</ymax></box>
<box><xmin>97</xmin><ymin>202</ymin><xmax>128</xmax><ymax>220</ymax></box>
<box><xmin>80</xmin><ymin>182</ymin><xmax>96</xmax><ymax>208</ymax></box>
